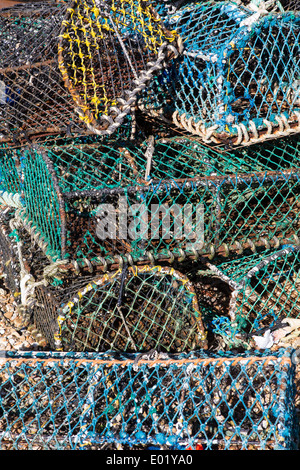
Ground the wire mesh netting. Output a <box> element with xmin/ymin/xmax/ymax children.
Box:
<box><xmin>0</xmin><ymin>0</ymin><xmax>180</xmax><ymax>142</ymax></box>
<box><xmin>0</xmin><ymin>349</ymin><xmax>297</xmax><ymax>450</ymax></box>
<box><xmin>140</xmin><ymin>0</ymin><xmax>300</xmax><ymax>146</ymax></box>
<box><xmin>13</xmin><ymin>135</ymin><xmax>300</xmax><ymax>267</ymax></box>
<box><xmin>0</xmin><ymin>1</ymin><xmax>84</xmax><ymax>141</ymax></box>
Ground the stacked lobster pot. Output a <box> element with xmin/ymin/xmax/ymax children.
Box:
<box><xmin>0</xmin><ymin>0</ymin><xmax>299</xmax><ymax>450</ymax></box>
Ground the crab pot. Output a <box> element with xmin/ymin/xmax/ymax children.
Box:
<box><xmin>0</xmin><ymin>1</ymin><xmax>87</xmax><ymax>141</ymax></box>
<box><xmin>0</xmin><ymin>0</ymin><xmax>179</xmax><ymax>142</ymax></box>
<box><xmin>206</xmin><ymin>245</ymin><xmax>300</xmax><ymax>342</ymax></box>
<box><xmin>31</xmin><ymin>264</ymin><xmax>207</xmax><ymax>353</ymax></box>
<box><xmin>0</xmin><ymin>210</ymin><xmax>208</xmax><ymax>354</ymax></box>
<box><xmin>141</xmin><ymin>1</ymin><xmax>300</xmax><ymax>146</ymax></box>
<box><xmin>17</xmin><ymin>135</ymin><xmax>300</xmax><ymax>267</ymax></box>
<box><xmin>0</xmin><ymin>348</ymin><xmax>297</xmax><ymax>450</ymax></box>
<box><xmin>0</xmin><ymin>206</ymin><xmax>103</xmax><ymax>343</ymax></box>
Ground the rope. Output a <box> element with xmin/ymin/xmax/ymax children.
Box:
<box><xmin>0</xmin><ymin>191</ymin><xmax>23</xmax><ymax>209</ymax></box>
<box><xmin>173</xmin><ymin>111</ymin><xmax>300</xmax><ymax>146</ymax></box>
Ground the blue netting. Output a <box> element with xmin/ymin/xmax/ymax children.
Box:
<box><xmin>140</xmin><ymin>1</ymin><xmax>300</xmax><ymax>146</ymax></box>
<box><xmin>0</xmin><ymin>349</ymin><xmax>297</xmax><ymax>450</ymax></box>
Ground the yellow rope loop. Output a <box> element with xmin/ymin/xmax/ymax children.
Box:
<box><xmin>58</xmin><ymin>0</ymin><xmax>179</xmax><ymax>134</ymax></box>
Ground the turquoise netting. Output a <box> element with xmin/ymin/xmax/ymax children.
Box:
<box><xmin>4</xmin><ymin>135</ymin><xmax>298</xmax><ymax>267</ymax></box>
<box><xmin>0</xmin><ymin>349</ymin><xmax>297</xmax><ymax>450</ymax></box>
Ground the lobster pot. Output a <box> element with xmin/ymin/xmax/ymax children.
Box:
<box><xmin>141</xmin><ymin>1</ymin><xmax>300</xmax><ymax>146</ymax></box>
<box><xmin>206</xmin><ymin>246</ymin><xmax>300</xmax><ymax>342</ymax></box>
<box><xmin>18</xmin><ymin>136</ymin><xmax>300</xmax><ymax>267</ymax></box>
<box><xmin>0</xmin><ymin>208</ymin><xmax>103</xmax><ymax>343</ymax></box>
<box><xmin>0</xmin><ymin>349</ymin><xmax>297</xmax><ymax>450</ymax></box>
<box><xmin>0</xmin><ymin>1</ymin><xmax>86</xmax><ymax>141</ymax></box>
<box><xmin>0</xmin><ymin>0</ymin><xmax>179</xmax><ymax>142</ymax></box>
<box><xmin>32</xmin><ymin>264</ymin><xmax>207</xmax><ymax>353</ymax></box>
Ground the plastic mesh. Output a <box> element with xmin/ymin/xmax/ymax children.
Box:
<box><xmin>0</xmin><ymin>349</ymin><xmax>297</xmax><ymax>450</ymax></box>
<box><xmin>141</xmin><ymin>1</ymin><xmax>300</xmax><ymax>146</ymax></box>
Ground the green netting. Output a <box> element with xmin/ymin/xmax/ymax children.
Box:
<box><xmin>140</xmin><ymin>0</ymin><xmax>300</xmax><ymax>146</ymax></box>
<box><xmin>32</xmin><ymin>264</ymin><xmax>207</xmax><ymax>353</ymax></box>
<box><xmin>16</xmin><ymin>135</ymin><xmax>300</xmax><ymax>267</ymax></box>
<box><xmin>204</xmin><ymin>245</ymin><xmax>300</xmax><ymax>347</ymax></box>
<box><xmin>0</xmin><ymin>349</ymin><xmax>297</xmax><ymax>450</ymax></box>
<box><xmin>0</xmin><ymin>0</ymin><xmax>180</xmax><ymax>142</ymax></box>
<box><xmin>0</xmin><ymin>209</ymin><xmax>208</xmax><ymax>353</ymax></box>
<box><xmin>0</xmin><ymin>147</ymin><xmax>21</xmax><ymax>195</ymax></box>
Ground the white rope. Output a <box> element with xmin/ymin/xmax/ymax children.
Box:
<box><xmin>144</xmin><ymin>135</ymin><xmax>155</xmax><ymax>181</ymax></box>
<box><xmin>42</xmin><ymin>259</ymin><xmax>67</xmax><ymax>280</ymax></box>
<box><xmin>14</xmin><ymin>239</ymin><xmax>37</xmax><ymax>308</ymax></box>
<box><xmin>0</xmin><ymin>191</ymin><xmax>23</xmax><ymax>209</ymax></box>
<box><xmin>20</xmin><ymin>272</ymin><xmax>36</xmax><ymax>307</ymax></box>
<box><xmin>239</xmin><ymin>0</ymin><xmax>274</xmax><ymax>28</ymax></box>
<box><xmin>247</xmin><ymin>0</ymin><xmax>281</xmax><ymax>13</ymax></box>
<box><xmin>172</xmin><ymin>110</ymin><xmax>300</xmax><ymax>146</ymax></box>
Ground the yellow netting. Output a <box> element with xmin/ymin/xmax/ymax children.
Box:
<box><xmin>58</xmin><ymin>0</ymin><xmax>178</xmax><ymax>133</ymax></box>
